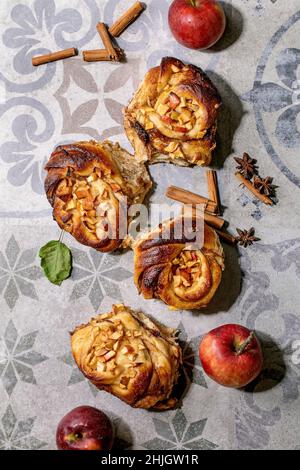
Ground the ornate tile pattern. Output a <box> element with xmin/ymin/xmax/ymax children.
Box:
<box><xmin>0</xmin><ymin>236</ymin><xmax>42</xmax><ymax>310</ymax></box>
<box><xmin>0</xmin><ymin>320</ymin><xmax>48</xmax><ymax>396</ymax></box>
<box><xmin>142</xmin><ymin>410</ymin><xmax>217</xmax><ymax>450</ymax></box>
<box><xmin>0</xmin><ymin>405</ymin><xmax>47</xmax><ymax>450</ymax></box>
<box><xmin>70</xmin><ymin>248</ymin><xmax>131</xmax><ymax>311</ymax></box>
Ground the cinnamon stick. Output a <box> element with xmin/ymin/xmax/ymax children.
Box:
<box><xmin>109</xmin><ymin>1</ymin><xmax>145</xmax><ymax>37</ymax></box>
<box><xmin>215</xmin><ymin>229</ymin><xmax>237</xmax><ymax>245</ymax></box>
<box><xmin>181</xmin><ymin>205</ymin><xmax>225</xmax><ymax>230</ymax></box>
<box><xmin>166</xmin><ymin>186</ymin><xmax>218</xmax><ymax>213</ymax></box>
<box><xmin>83</xmin><ymin>49</ymin><xmax>123</xmax><ymax>62</ymax></box>
<box><xmin>203</xmin><ymin>212</ymin><xmax>225</xmax><ymax>230</ymax></box>
<box><xmin>32</xmin><ymin>48</ymin><xmax>77</xmax><ymax>66</ymax></box>
<box><xmin>235</xmin><ymin>172</ymin><xmax>273</xmax><ymax>205</ymax></box>
<box><xmin>96</xmin><ymin>23</ymin><xmax>119</xmax><ymax>61</ymax></box>
<box><xmin>206</xmin><ymin>170</ymin><xmax>221</xmax><ymax>214</ymax></box>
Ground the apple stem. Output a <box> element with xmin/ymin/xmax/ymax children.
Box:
<box><xmin>189</xmin><ymin>0</ymin><xmax>197</xmax><ymax>7</ymax></box>
<box><xmin>236</xmin><ymin>331</ymin><xmax>255</xmax><ymax>355</ymax></box>
<box><xmin>65</xmin><ymin>432</ymin><xmax>82</xmax><ymax>443</ymax></box>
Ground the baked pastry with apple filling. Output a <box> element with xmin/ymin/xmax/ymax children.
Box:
<box><xmin>45</xmin><ymin>141</ymin><xmax>152</xmax><ymax>252</ymax></box>
<box><xmin>71</xmin><ymin>304</ymin><xmax>182</xmax><ymax>410</ymax></box>
<box><xmin>133</xmin><ymin>215</ymin><xmax>225</xmax><ymax>309</ymax></box>
<box><xmin>124</xmin><ymin>56</ymin><xmax>221</xmax><ymax>166</ymax></box>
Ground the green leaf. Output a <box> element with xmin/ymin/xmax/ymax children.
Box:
<box><xmin>39</xmin><ymin>241</ymin><xmax>72</xmax><ymax>286</ymax></box>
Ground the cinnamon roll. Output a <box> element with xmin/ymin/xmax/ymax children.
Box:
<box><xmin>124</xmin><ymin>57</ymin><xmax>221</xmax><ymax>166</ymax></box>
<box><xmin>71</xmin><ymin>304</ymin><xmax>182</xmax><ymax>409</ymax></box>
<box><xmin>133</xmin><ymin>216</ymin><xmax>225</xmax><ymax>309</ymax></box>
<box><xmin>45</xmin><ymin>140</ymin><xmax>152</xmax><ymax>252</ymax></box>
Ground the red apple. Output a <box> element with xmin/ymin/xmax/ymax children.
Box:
<box><xmin>56</xmin><ymin>406</ymin><xmax>114</xmax><ymax>451</ymax></box>
<box><xmin>199</xmin><ymin>324</ymin><xmax>263</xmax><ymax>388</ymax></box>
<box><xmin>168</xmin><ymin>0</ymin><xmax>226</xmax><ymax>50</ymax></box>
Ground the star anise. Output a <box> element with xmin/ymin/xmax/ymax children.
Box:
<box><xmin>253</xmin><ymin>176</ymin><xmax>277</xmax><ymax>197</ymax></box>
<box><xmin>235</xmin><ymin>227</ymin><xmax>260</xmax><ymax>248</ymax></box>
<box><xmin>234</xmin><ymin>153</ymin><xmax>259</xmax><ymax>179</ymax></box>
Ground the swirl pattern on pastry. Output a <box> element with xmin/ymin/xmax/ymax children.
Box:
<box><xmin>124</xmin><ymin>57</ymin><xmax>221</xmax><ymax>166</ymax></box>
<box><xmin>45</xmin><ymin>140</ymin><xmax>152</xmax><ymax>252</ymax></box>
<box><xmin>133</xmin><ymin>216</ymin><xmax>225</xmax><ymax>309</ymax></box>
<box><xmin>71</xmin><ymin>304</ymin><xmax>182</xmax><ymax>409</ymax></box>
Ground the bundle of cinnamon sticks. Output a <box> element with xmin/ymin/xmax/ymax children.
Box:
<box><xmin>32</xmin><ymin>2</ymin><xmax>145</xmax><ymax>66</ymax></box>
<box><xmin>166</xmin><ymin>171</ymin><xmax>237</xmax><ymax>245</ymax></box>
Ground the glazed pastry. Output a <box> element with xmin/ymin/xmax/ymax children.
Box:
<box><xmin>71</xmin><ymin>304</ymin><xmax>182</xmax><ymax>409</ymax></box>
<box><xmin>124</xmin><ymin>56</ymin><xmax>221</xmax><ymax>166</ymax></box>
<box><xmin>133</xmin><ymin>216</ymin><xmax>225</xmax><ymax>309</ymax></box>
<box><xmin>45</xmin><ymin>141</ymin><xmax>152</xmax><ymax>252</ymax></box>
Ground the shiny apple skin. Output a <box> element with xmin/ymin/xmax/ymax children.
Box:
<box><xmin>168</xmin><ymin>0</ymin><xmax>226</xmax><ymax>50</ymax></box>
<box><xmin>199</xmin><ymin>324</ymin><xmax>263</xmax><ymax>388</ymax></box>
<box><xmin>56</xmin><ymin>406</ymin><xmax>114</xmax><ymax>451</ymax></box>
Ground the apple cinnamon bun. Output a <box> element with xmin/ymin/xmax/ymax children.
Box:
<box><xmin>124</xmin><ymin>57</ymin><xmax>221</xmax><ymax>166</ymax></box>
<box><xmin>45</xmin><ymin>141</ymin><xmax>152</xmax><ymax>252</ymax></box>
<box><xmin>133</xmin><ymin>216</ymin><xmax>225</xmax><ymax>309</ymax></box>
<box><xmin>71</xmin><ymin>304</ymin><xmax>182</xmax><ymax>409</ymax></box>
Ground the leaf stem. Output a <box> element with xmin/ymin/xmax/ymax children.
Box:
<box><xmin>59</xmin><ymin>229</ymin><xmax>64</xmax><ymax>243</ymax></box>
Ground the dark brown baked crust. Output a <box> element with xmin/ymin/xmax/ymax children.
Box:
<box><xmin>133</xmin><ymin>216</ymin><xmax>225</xmax><ymax>309</ymax></box>
<box><xmin>45</xmin><ymin>140</ymin><xmax>151</xmax><ymax>252</ymax></box>
<box><xmin>71</xmin><ymin>304</ymin><xmax>182</xmax><ymax>409</ymax></box>
<box><xmin>124</xmin><ymin>57</ymin><xmax>221</xmax><ymax>166</ymax></box>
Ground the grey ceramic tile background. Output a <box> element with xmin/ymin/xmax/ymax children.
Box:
<box><xmin>0</xmin><ymin>0</ymin><xmax>299</xmax><ymax>450</ymax></box>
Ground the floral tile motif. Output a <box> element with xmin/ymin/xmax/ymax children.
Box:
<box><xmin>235</xmin><ymin>239</ymin><xmax>300</xmax><ymax>449</ymax></box>
<box><xmin>70</xmin><ymin>247</ymin><xmax>132</xmax><ymax>311</ymax></box>
<box><xmin>0</xmin><ymin>0</ymin><xmax>100</xmax><ymax>200</ymax></box>
<box><xmin>0</xmin><ymin>405</ymin><xmax>47</xmax><ymax>450</ymax></box>
<box><xmin>243</xmin><ymin>11</ymin><xmax>300</xmax><ymax>189</ymax></box>
<box><xmin>0</xmin><ymin>320</ymin><xmax>48</xmax><ymax>396</ymax></box>
<box><xmin>54</xmin><ymin>58</ymin><xmax>101</xmax><ymax>142</ymax></box>
<box><xmin>0</xmin><ymin>0</ymin><xmax>222</xmax><ymax>215</ymax></box>
<box><xmin>257</xmin><ymin>238</ymin><xmax>300</xmax><ymax>279</ymax></box>
<box><xmin>244</xmin><ymin>47</ymin><xmax>300</xmax><ymax>149</ymax></box>
<box><xmin>0</xmin><ymin>96</ymin><xmax>55</xmax><ymax>196</ymax></box>
<box><xmin>238</xmin><ymin>239</ymin><xmax>300</xmax><ymax>325</ymax></box>
<box><xmin>0</xmin><ymin>62</ymin><xmax>100</xmax><ymax>199</ymax></box>
<box><xmin>0</xmin><ymin>0</ymin><xmax>99</xmax><ymax>93</ymax></box>
<box><xmin>58</xmin><ymin>352</ymin><xmax>99</xmax><ymax>397</ymax></box>
<box><xmin>236</xmin><ymin>313</ymin><xmax>300</xmax><ymax>449</ymax></box>
<box><xmin>142</xmin><ymin>410</ymin><xmax>217</xmax><ymax>450</ymax></box>
<box><xmin>0</xmin><ymin>236</ymin><xmax>42</xmax><ymax>310</ymax></box>
<box><xmin>239</xmin><ymin>240</ymin><xmax>300</xmax><ymax>385</ymax></box>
